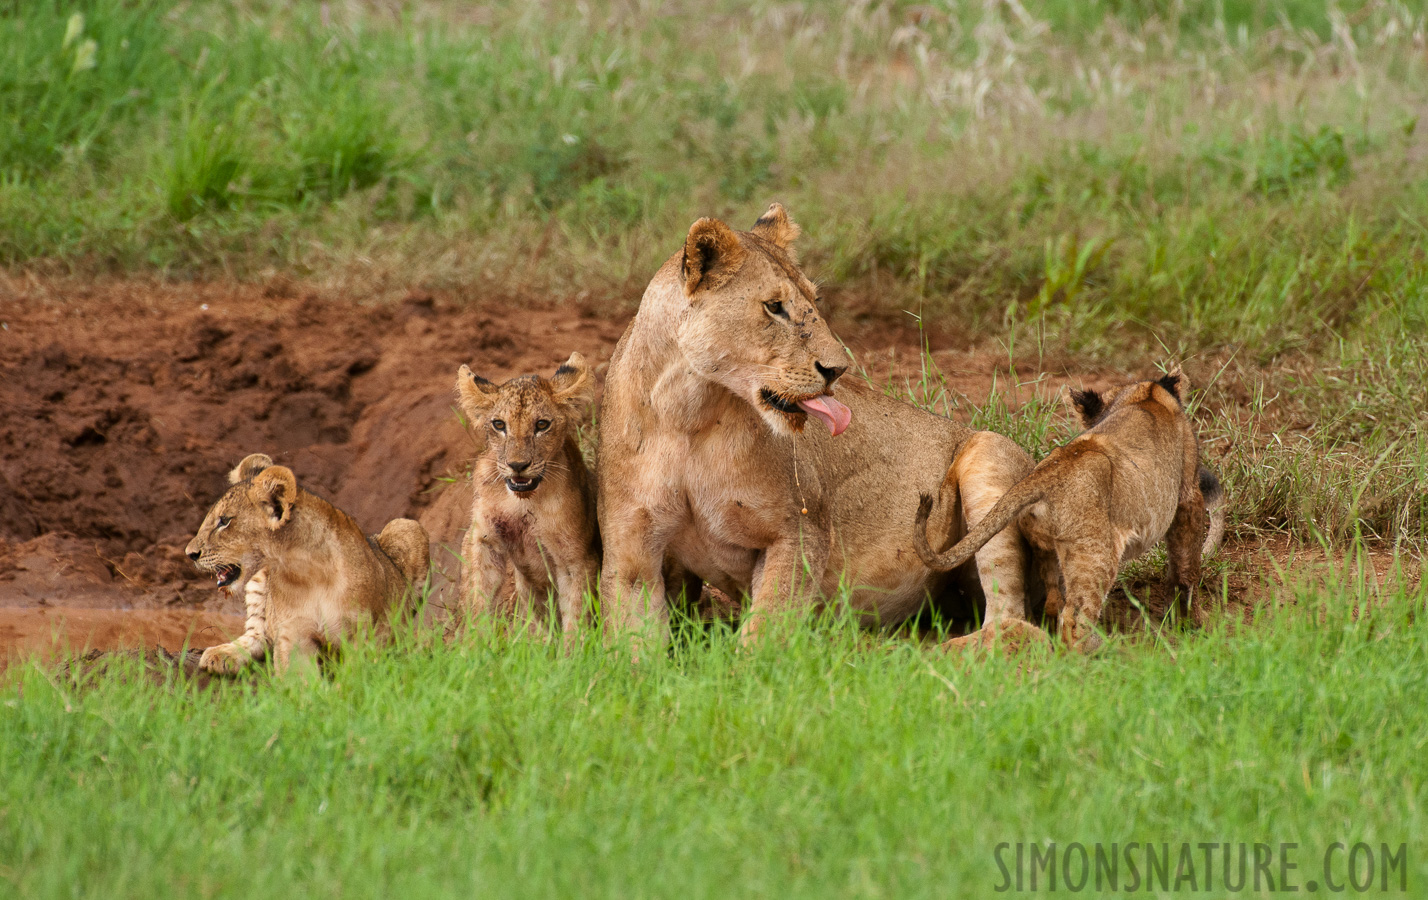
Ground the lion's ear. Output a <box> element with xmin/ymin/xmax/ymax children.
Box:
<box><xmin>456</xmin><ymin>364</ymin><xmax>500</xmax><ymax>418</ymax></box>
<box><xmin>682</xmin><ymin>217</ymin><xmax>747</xmax><ymax>295</ymax></box>
<box><xmin>248</xmin><ymin>466</ymin><xmax>297</xmax><ymax>530</ymax></box>
<box><xmin>750</xmin><ymin>202</ymin><xmax>801</xmax><ymax>250</ymax></box>
<box><xmin>1066</xmin><ymin>386</ymin><xmax>1105</xmax><ymax>427</ymax></box>
<box><xmin>1156</xmin><ymin>366</ymin><xmax>1189</xmax><ymax>404</ymax></box>
<box><xmin>229</xmin><ymin>453</ymin><xmax>274</xmax><ymax>485</ymax></box>
<box><xmin>550</xmin><ymin>352</ymin><xmax>594</xmax><ymax>408</ymax></box>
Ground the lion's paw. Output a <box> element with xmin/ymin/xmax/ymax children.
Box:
<box><xmin>942</xmin><ymin>618</ymin><xmax>1051</xmax><ymax>656</ymax></box>
<box><xmin>199</xmin><ymin>642</ymin><xmax>253</xmax><ymax>675</ymax></box>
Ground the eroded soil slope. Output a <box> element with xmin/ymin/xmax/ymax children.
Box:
<box><xmin>0</xmin><ymin>277</ymin><xmax>628</xmax><ymax>656</ymax></box>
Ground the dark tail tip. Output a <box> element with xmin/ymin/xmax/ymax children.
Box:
<box><xmin>1198</xmin><ymin>465</ymin><xmax>1224</xmax><ymax>505</ymax></box>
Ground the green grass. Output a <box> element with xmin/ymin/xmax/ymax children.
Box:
<box><xmin>3</xmin><ymin>577</ymin><xmax>1426</xmax><ymax>897</ymax></box>
<box><xmin>2</xmin><ymin>1</ymin><xmax>1426</xmax><ymax>351</ymax></box>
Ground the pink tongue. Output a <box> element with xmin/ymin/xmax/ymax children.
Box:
<box><xmin>797</xmin><ymin>395</ymin><xmax>852</xmax><ymax>436</ymax></box>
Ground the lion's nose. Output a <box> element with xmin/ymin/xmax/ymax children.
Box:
<box><xmin>815</xmin><ymin>361</ymin><xmax>847</xmax><ymax>388</ymax></box>
<box><xmin>508</xmin><ymin>460</ymin><xmax>531</xmax><ymax>474</ymax></box>
<box><xmin>187</xmin><ymin>550</ymin><xmax>200</xmax><ymax>561</ymax></box>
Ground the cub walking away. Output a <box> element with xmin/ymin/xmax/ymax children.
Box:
<box><xmin>185</xmin><ymin>453</ymin><xmax>430</xmax><ymax>676</ymax></box>
<box><xmin>456</xmin><ymin>352</ymin><xmax>599</xmax><ymax>640</ymax></box>
<box><xmin>913</xmin><ymin>370</ymin><xmax>1223</xmax><ymax>651</ymax></box>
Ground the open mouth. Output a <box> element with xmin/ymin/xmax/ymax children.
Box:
<box><xmin>760</xmin><ymin>388</ymin><xmax>804</xmax><ymax>417</ymax></box>
<box><xmin>759</xmin><ymin>388</ymin><xmax>852</xmax><ymax>436</ymax></box>
<box><xmin>506</xmin><ymin>475</ymin><xmax>543</xmax><ymax>494</ymax></box>
<box><xmin>214</xmin><ymin>563</ymin><xmax>241</xmax><ymax>588</ymax></box>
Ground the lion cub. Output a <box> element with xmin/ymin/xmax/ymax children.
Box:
<box><xmin>456</xmin><ymin>353</ymin><xmax>598</xmax><ymax>638</ymax></box>
<box><xmin>914</xmin><ymin>370</ymin><xmax>1217</xmax><ymax>651</ymax></box>
<box><xmin>186</xmin><ymin>454</ymin><xmax>430</xmax><ymax>676</ymax></box>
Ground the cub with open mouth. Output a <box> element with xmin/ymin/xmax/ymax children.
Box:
<box><xmin>455</xmin><ymin>352</ymin><xmax>600</xmax><ymax>641</ymax></box>
<box><xmin>184</xmin><ymin>453</ymin><xmax>430</xmax><ymax>677</ymax></box>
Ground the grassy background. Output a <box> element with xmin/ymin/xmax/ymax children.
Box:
<box><xmin>2</xmin><ymin>0</ymin><xmax>1425</xmax><ymax>353</ymax></box>
<box><xmin>3</xmin><ymin>578</ymin><xmax>1427</xmax><ymax>897</ymax></box>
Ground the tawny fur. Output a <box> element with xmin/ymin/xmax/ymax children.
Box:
<box><xmin>596</xmin><ymin>203</ymin><xmax>1042</xmax><ymax>649</ymax></box>
<box><xmin>456</xmin><ymin>353</ymin><xmax>599</xmax><ymax>639</ymax></box>
<box><xmin>913</xmin><ymin>372</ymin><xmax>1217</xmax><ymax>651</ymax></box>
<box><xmin>185</xmin><ymin>454</ymin><xmax>429</xmax><ymax>677</ymax></box>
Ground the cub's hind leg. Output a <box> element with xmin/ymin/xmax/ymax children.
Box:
<box><xmin>1036</xmin><ymin>551</ymin><xmax>1064</xmax><ymax>622</ymax></box>
<box><xmin>1165</xmin><ymin>497</ymin><xmax>1208</xmax><ymax>626</ymax></box>
<box><xmin>1055</xmin><ymin>534</ymin><xmax>1120</xmax><ymax>653</ymax></box>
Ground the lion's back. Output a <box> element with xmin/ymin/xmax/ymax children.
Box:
<box><xmin>373</xmin><ymin>518</ymin><xmax>431</xmax><ymax>587</ymax></box>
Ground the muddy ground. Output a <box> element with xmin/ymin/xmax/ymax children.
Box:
<box><xmin>0</xmin><ymin>275</ymin><xmax>1414</xmax><ymax>666</ymax></box>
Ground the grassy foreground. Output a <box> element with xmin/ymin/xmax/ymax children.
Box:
<box><xmin>3</xmin><ymin>574</ymin><xmax>1426</xmax><ymax>897</ymax></box>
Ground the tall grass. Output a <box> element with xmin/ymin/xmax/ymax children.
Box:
<box><xmin>2</xmin><ymin>576</ymin><xmax>1426</xmax><ymax>896</ymax></box>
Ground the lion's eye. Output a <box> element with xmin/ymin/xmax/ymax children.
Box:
<box><xmin>216</xmin><ymin>516</ymin><xmax>233</xmax><ymax>530</ymax></box>
<box><xmin>764</xmin><ymin>300</ymin><xmax>787</xmax><ymax>318</ymax></box>
<box><xmin>535</xmin><ymin>419</ymin><xmax>551</xmax><ymax>433</ymax></box>
<box><xmin>492</xmin><ymin>419</ymin><xmax>506</xmax><ymax>433</ymax></box>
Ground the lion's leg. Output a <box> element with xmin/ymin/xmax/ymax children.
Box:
<box><xmin>600</xmin><ymin>523</ymin><xmax>671</xmax><ymax>650</ymax></box>
<box><xmin>661</xmin><ymin>559</ymin><xmax>705</xmax><ymax>616</ymax></box>
<box><xmin>1038</xmin><ymin>551</ymin><xmax>1064</xmax><ymax>622</ymax></box>
<box><xmin>509</xmin><ymin>566</ymin><xmax>549</xmax><ymax>638</ymax></box>
<box><xmin>199</xmin><ymin>569</ymin><xmax>270</xmax><ymax>675</ymax></box>
<box><xmin>1055</xmin><ymin>536</ymin><xmax>1119</xmax><ymax>653</ymax></box>
<box><xmin>459</xmin><ymin>522</ymin><xmax>479</xmax><ymax>610</ymax></box>
<box><xmin>739</xmin><ymin>533</ymin><xmax>827</xmax><ymax>644</ymax></box>
<box><xmin>555</xmin><ymin>555</ymin><xmax>597</xmax><ymax>643</ymax></box>
<box><xmin>466</xmin><ymin>535</ymin><xmax>511</xmax><ymax>622</ymax></box>
<box><xmin>951</xmin><ymin>431</ymin><xmax>1036</xmax><ymax>624</ymax></box>
<box><xmin>272</xmin><ymin>622</ymin><xmax>322</xmax><ymax>680</ymax></box>
<box><xmin>1165</xmin><ymin>497</ymin><xmax>1208</xmax><ymax>625</ymax></box>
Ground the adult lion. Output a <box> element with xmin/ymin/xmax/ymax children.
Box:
<box><xmin>596</xmin><ymin>203</ymin><xmax>1041</xmax><ymax>646</ymax></box>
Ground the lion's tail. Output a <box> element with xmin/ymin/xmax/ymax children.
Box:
<box><xmin>913</xmin><ymin>476</ymin><xmax>1048</xmax><ymax>573</ymax></box>
<box><xmin>1198</xmin><ymin>465</ymin><xmax>1226</xmax><ymax>557</ymax></box>
<box><xmin>375</xmin><ymin>518</ymin><xmax>432</xmax><ymax>590</ymax></box>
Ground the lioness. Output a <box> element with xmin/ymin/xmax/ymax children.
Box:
<box><xmin>455</xmin><ymin>353</ymin><xmax>599</xmax><ymax>637</ymax></box>
<box><xmin>185</xmin><ymin>453</ymin><xmax>430</xmax><ymax>676</ymax></box>
<box><xmin>596</xmin><ymin>203</ymin><xmax>1040</xmax><ymax>646</ymax></box>
<box><xmin>912</xmin><ymin>371</ymin><xmax>1213</xmax><ymax>651</ymax></box>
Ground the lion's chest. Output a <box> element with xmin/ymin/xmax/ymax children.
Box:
<box><xmin>474</xmin><ymin>490</ymin><xmax>589</xmax><ymax>590</ymax></box>
<box><xmin>662</xmin><ymin>436</ymin><xmax>794</xmax><ymax>589</ymax></box>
